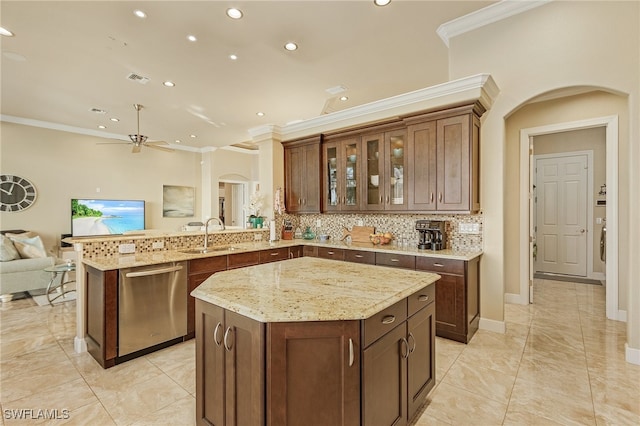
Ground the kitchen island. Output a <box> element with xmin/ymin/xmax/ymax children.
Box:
<box><xmin>191</xmin><ymin>257</ymin><xmax>440</xmax><ymax>426</ymax></box>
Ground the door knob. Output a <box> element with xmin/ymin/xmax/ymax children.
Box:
<box><xmin>579</xmin><ymin>229</ymin><xmax>586</xmax><ymax>234</ymax></box>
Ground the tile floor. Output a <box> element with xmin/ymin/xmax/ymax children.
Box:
<box><xmin>1</xmin><ymin>278</ymin><xmax>638</xmax><ymax>425</ymax></box>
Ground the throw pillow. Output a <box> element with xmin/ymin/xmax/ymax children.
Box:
<box><xmin>0</xmin><ymin>235</ymin><xmax>20</xmax><ymax>261</ymax></box>
<box><xmin>8</xmin><ymin>235</ymin><xmax>48</xmax><ymax>259</ymax></box>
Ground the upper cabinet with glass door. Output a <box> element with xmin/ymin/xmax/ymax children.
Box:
<box><xmin>323</xmin><ymin>138</ymin><xmax>361</xmax><ymax>212</ymax></box>
<box><xmin>362</xmin><ymin>129</ymin><xmax>407</xmax><ymax>211</ymax></box>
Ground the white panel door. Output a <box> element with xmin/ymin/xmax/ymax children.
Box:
<box><xmin>535</xmin><ymin>154</ymin><xmax>588</xmax><ymax>276</ymax></box>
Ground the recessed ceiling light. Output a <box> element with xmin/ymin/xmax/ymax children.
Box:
<box><xmin>256</xmin><ymin>112</ymin><xmax>265</xmax><ymax>117</ymax></box>
<box><xmin>133</xmin><ymin>10</ymin><xmax>147</xmax><ymax>18</ymax></box>
<box><xmin>0</xmin><ymin>27</ymin><xmax>14</xmax><ymax>37</ymax></box>
<box><xmin>175</xmin><ymin>139</ymin><xmax>182</xmax><ymax>144</ymax></box>
<box><xmin>110</xmin><ymin>117</ymin><xmax>120</xmax><ymax>122</ymax></box>
<box><xmin>340</xmin><ymin>96</ymin><xmax>349</xmax><ymax>101</ymax></box>
<box><xmin>190</xmin><ymin>134</ymin><xmax>197</xmax><ymax>138</ymax></box>
<box><xmin>284</xmin><ymin>42</ymin><xmax>298</xmax><ymax>51</ymax></box>
<box><xmin>163</xmin><ymin>81</ymin><xmax>175</xmax><ymax>87</ymax></box>
<box><xmin>229</xmin><ymin>54</ymin><xmax>238</xmax><ymax>61</ymax></box>
<box><xmin>374</xmin><ymin>0</ymin><xmax>392</xmax><ymax>6</ymax></box>
<box><xmin>226</xmin><ymin>8</ymin><xmax>243</xmax><ymax>19</ymax></box>
<box><xmin>98</xmin><ymin>125</ymin><xmax>106</xmax><ymax>129</ymax></box>
<box><xmin>187</xmin><ymin>35</ymin><xmax>197</xmax><ymax>42</ymax></box>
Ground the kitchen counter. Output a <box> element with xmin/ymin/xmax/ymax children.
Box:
<box><xmin>190</xmin><ymin>257</ymin><xmax>440</xmax><ymax>322</ymax></box>
<box><xmin>82</xmin><ymin>238</ymin><xmax>482</xmax><ymax>271</ymax></box>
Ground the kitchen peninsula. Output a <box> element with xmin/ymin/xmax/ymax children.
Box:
<box><xmin>191</xmin><ymin>257</ymin><xmax>440</xmax><ymax>426</ymax></box>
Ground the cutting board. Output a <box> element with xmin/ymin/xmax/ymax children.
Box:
<box><xmin>344</xmin><ymin>226</ymin><xmax>375</xmax><ymax>243</ymax></box>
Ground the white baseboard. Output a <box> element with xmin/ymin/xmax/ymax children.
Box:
<box><xmin>626</xmin><ymin>343</ymin><xmax>640</xmax><ymax>365</ymax></box>
<box><xmin>74</xmin><ymin>336</ymin><xmax>87</xmax><ymax>354</ymax></box>
<box><xmin>590</xmin><ymin>271</ymin><xmax>606</xmax><ymax>281</ymax></box>
<box><xmin>505</xmin><ymin>292</ymin><xmax>528</xmax><ymax>305</ymax></box>
<box><xmin>479</xmin><ymin>317</ymin><xmax>506</xmax><ymax>334</ymax></box>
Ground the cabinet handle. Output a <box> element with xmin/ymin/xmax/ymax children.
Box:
<box><xmin>270</xmin><ymin>252</ymin><xmax>279</xmax><ymax>256</ymax></box>
<box><xmin>379</xmin><ymin>196</ymin><xmax>383</xmax><ymax>203</ymax></box>
<box><xmin>430</xmin><ymin>192</ymin><xmax>434</xmax><ymax>203</ymax></box>
<box><xmin>298</xmin><ymin>198</ymin><xmax>301</xmax><ymax>205</ymax></box>
<box><xmin>439</xmin><ymin>192</ymin><xmax>443</xmax><ymax>202</ymax></box>
<box><xmin>401</xmin><ymin>337</ymin><xmax>410</xmax><ymax>359</ymax></box>
<box><xmin>303</xmin><ymin>198</ymin><xmax>306</xmax><ymax>205</ymax></box>
<box><xmin>348</xmin><ymin>338</ymin><xmax>355</xmax><ymax>367</ymax></box>
<box><xmin>433</xmin><ymin>263</ymin><xmax>444</xmax><ymax>268</ymax></box>
<box><xmin>213</xmin><ymin>322</ymin><xmax>222</xmax><ymax>347</ymax></box>
<box><xmin>355</xmin><ymin>254</ymin><xmax>364</xmax><ymax>258</ymax></box>
<box><xmin>289</xmin><ymin>252</ymin><xmax>293</xmax><ymax>259</ymax></box>
<box><xmin>223</xmin><ymin>327</ymin><xmax>233</xmax><ymax>352</ymax></box>
<box><xmin>408</xmin><ymin>332</ymin><xmax>416</xmax><ymax>354</ymax></box>
<box><xmin>418</xmin><ymin>294</ymin><xmax>429</xmax><ymax>302</ymax></box>
<box><xmin>390</xmin><ymin>258</ymin><xmax>399</xmax><ymax>262</ymax></box>
<box><xmin>386</xmin><ymin>195</ymin><xmax>390</xmax><ymax>204</ymax></box>
<box><xmin>327</xmin><ymin>251</ymin><xmax>335</xmax><ymax>255</ymax></box>
<box><xmin>382</xmin><ymin>315</ymin><xmax>396</xmax><ymax>325</ymax></box>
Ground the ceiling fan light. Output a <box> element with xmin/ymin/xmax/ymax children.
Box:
<box><xmin>129</xmin><ymin>134</ymin><xmax>148</xmax><ymax>143</ymax></box>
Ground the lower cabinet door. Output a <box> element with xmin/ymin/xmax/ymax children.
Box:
<box><xmin>224</xmin><ymin>311</ymin><xmax>265</xmax><ymax>426</ymax></box>
<box><xmin>407</xmin><ymin>303</ymin><xmax>436</xmax><ymax>420</ymax></box>
<box><xmin>267</xmin><ymin>321</ymin><xmax>360</xmax><ymax>426</ymax></box>
<box><xmin>434</xmin><ymin>273</ymin><xmax>465</xmax><ymax>339</ymax></box>
<box><xmin>362</xmin><ymin>324</ymin><xmax>408</xmax><ymax>426</ymax></box>
<box><xmin>195</xmin><ymin>301</ymin><xmax>225</xmax><ymax>426</ymax></box>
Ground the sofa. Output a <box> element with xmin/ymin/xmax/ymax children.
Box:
<box><xmin>0</xmin><ymin>230</ymin><xmax>56</xmax><ymax>300</ymax></box>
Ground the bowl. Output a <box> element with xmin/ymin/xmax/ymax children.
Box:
<box><xmin>370</xmin><ymin>233</ymin><xmax>393</xmax><ymax>245</ymax></box>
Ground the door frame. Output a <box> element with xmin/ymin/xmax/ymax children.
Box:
<box><xmin>533</xmin><ymin>151</ymin><xmax>594</xmax><ymax>279</ymax></box>
<box><xmin>518</xmin><ymin>115</ymin><xmax>620</xmax><ymax>321</ymax></box>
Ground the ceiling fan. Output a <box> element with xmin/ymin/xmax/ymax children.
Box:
<box><xmin>99</xmin><ymin>104</ymin><xmax>174</xmax><ymax>154</ymax></box>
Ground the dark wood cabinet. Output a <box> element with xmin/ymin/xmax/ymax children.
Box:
<box><xmin>188</xmin><ymin>256</ymin><xmax>227</xmax><ymax>339</ymax></box>
<box><xmin>317</xmin><ymin>246</ymin><xmax>345</xmax><ymax>261</ymax></box>
<box><xmin>322</xmin><ymin>137</ymin><xmax>362</xmax><ymax>212</ymax></box>
<box><xmin>267</xmin><ymin>321</ymin><xmax>360</xmax><ymax>426</ymax></box>
<box><xmin>415</xmin><ymin>256</ymin><xmax>479</xmax><ymax>343</ymax></box>
<box><xmin>288</xmin><ymin>245</ymin><xmax>304</xmax><ymax>258</ymax></box>
<box><xmin>361</xmin><ymin>287</ymin><xmax>436</xmax><ymax>426</ymax></box>
<box><xmin>195</xmin><ymin>300</ymin><xmax>265</xmax><ymax>426</ymax></box>
<box><xmin>375</xmin><ymin>252</ymin><xmax>415</xmax><ymax>270</ymax></box>
<box><xmin>85</xmin><ymin>266</ymin><xmax>118</xmax><ymax>368</ymax></box>
<box><xmin>303</xmin><ymin>245</ymin><xmax>318</xmax><ymax>257</ymax></box>
<box><xmin>344</xmin><ymin>249</ymin><xmax>375</xmax><ymax>264</ymax></box>
<box><xmin>227</xmin><ymin>251</ymin><xmax>259</xmax><ymax>270</ymax></box>
<box><xmin>259</xmin><ymin>247</ymin><xmax>289</xmax><ymax>263</ymax></box>
<box><xmin>284</xmin><ymin>136</ymin><xmax>322</xmax><ymax>213</ymax></box>
<box><xmin>406</xmin><ymin>105</ymin><xmax>481</xmax><ymax>213</ymax></box>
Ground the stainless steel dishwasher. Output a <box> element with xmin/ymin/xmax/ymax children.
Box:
<box><xmin>118</xmin><ymin>261</ymin><xmax>187</xmax><ymax>356</ymax></box>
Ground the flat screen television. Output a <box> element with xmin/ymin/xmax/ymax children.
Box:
<box><xmin>71</xmin><ymin>199</ymin><xmax>145</xmax><ymax>237</ymax></box>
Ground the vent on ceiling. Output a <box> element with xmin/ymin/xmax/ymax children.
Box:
<box><xmin>89</xmin><ymin>108</ymin><xmax>107</xmax><ymax>114</ymax></box>
<box><xmin>126</xmin><ymin>73</ymin><xmax>150</xmax><ymax>84</ymax></box>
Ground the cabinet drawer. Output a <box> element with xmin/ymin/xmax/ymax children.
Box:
<box><xmin>188</xmin><ymin>255</ymin><xmax>227</xmax><ymax>275</ymax></box>
<box><xmin>415</xmin><ymin>257</ymin><xmax>464</xmax><ymax>275</ymax></box>
<box><xmin>375</xmin><ymin>253</ymin><xmax>415</xmax><ymax>270</ymax></box>
<box><xmin>407</xmin><ymin>284</ymin><xmax>436</xmax><ymax>317</ymax></box>
<box><xmin>363</xmin><ymin>299</ymin><xmax>407</xmax><ymax>348</ymax></box>
<box><xmin>317</xmin><ymin>247</ymin><xmax>345</xmax><ymax>261</ymax></box>
<box><xmin>227</xmin><ymin>251</ymin><xmax>260</xmax><ymax>269</ymax></box>
<box><xmin>344</xmin><ymin>250</ymin><xmax>375</xmax><ymax>264</ymax></box>
<box><xmin>260</xmin><ymin>247</ymin><xmax>289</xmax><ymax>263</ymax></box>
<box><xmin>303</xmin><ymin>245</ymin><xmax>318</xmax><ymax>257</ymax></box>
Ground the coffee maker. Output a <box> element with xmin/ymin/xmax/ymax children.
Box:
<box><xmin>415</xmin><ymin>220</ymin><xmax>447</xmax><ymax>250</ymax></box>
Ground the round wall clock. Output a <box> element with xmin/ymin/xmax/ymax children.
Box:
<box><xmin>0</xmin><ymin>175</ymin><xmax>37</xmax><ymax>212</ymax></box>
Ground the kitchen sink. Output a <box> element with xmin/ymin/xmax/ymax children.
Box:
<box><xmin>180</xmin><ymin>246</ymin><xmax>237</xmax><ymax>254</ymax></box>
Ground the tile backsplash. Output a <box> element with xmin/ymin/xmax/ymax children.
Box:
<box><xmin>278</xmin><ymin>213</ymin><xmax>483</xmax><ymax>252</ymax></box>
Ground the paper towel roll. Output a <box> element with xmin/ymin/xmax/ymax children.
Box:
<box><xmin>270</xmin><ymin>220</ymin><xmax>277</xmax><ymax>241</ymax></box>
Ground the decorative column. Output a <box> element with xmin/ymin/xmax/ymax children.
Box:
<box><xmin>248</xmin><ymin>125</ymin><xmax>284</xmax><ymax>222</ymax></box>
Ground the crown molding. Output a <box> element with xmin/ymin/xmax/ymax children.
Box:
<box><xmin>279</xmin><ymin>73</ymin><xmax>499</xmax><ymax>141</ymax></box>
<box><xmin>437</xmin><ymin>0</ymin><xmax>551</xmax><ymax>47</ymax></box>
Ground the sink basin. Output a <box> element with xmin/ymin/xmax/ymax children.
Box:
<box><xmin>180</xmin><ymin>246</ymin><xmax>236</xmax><ymax>254</ymax></box>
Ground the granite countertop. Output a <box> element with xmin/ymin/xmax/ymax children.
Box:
<box><xmin>81</xmin><ymin>239</ymin><xmax>482</xmax><ymax>271</ymax></box>
<box><xmin>190</xmin><ymin>257</ymin><xmax>440</xmax><ymax>323</ymax></box>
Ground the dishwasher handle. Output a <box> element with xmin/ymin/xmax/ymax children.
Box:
<box><xmin>125</xmin><ymin>264</ymin><xmax>183</xmax><ymax>278</ymax></box>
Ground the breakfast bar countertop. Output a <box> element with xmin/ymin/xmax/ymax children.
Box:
<box><xmin>190</xmin><ymin>257</ymin><xmax>440</xmax><ymax>323</ymax></box>
<box><xmin>81</xmin><ymin>239</ymin><xmax>482</xmax><ymax>271</ymax></box>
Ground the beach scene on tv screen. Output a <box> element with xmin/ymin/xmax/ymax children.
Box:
<box><xmin>72</xmin><ymin>199</ymin><xmax>144</xmax><ymax>236</ymax></box>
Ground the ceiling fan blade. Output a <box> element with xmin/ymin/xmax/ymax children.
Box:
<box><xmin>132</xmin><ymin>145</ymin><xmax>142</xmax><ymax>154</ymax></box>
<box><xmin>97</xmin><ymin>142</ymin><xmax>131</xmax><ymax>145</ymax></box>
<box><xmin>145</xmin><ymin>140</ymin><xmax>169</xmax><ymax>146</ymax></box>
<box><xmin>146</xmin><ymin>144</ymin><xmax>174</xmax><ymax>152</ymax></box>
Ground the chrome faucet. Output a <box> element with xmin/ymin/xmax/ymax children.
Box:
<box><xmin>204</xmin><ymin>217</ymin><xmax>225</xmax><ymax>249</ymax></box>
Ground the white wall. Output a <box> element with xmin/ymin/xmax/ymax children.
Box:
<box><xmin>446</xmin><ymin>1</ymin><xmax>639</xmax><ymax>349</ymax></box>
<box><xmin>0</xmin><ymin>122</ymin><xmax>256</xmax><ymax>251</ymax></box>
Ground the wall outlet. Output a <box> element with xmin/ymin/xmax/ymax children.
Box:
<box><xmin>316</xmin><ymin>219</ymin><xmax>322</xmax><ymax>227</ymax></box>
<box><xmin>459</xmin><ymin>223</ymin><xmax>481</xmax><ymax>234</ymax></box>
<box><xmin>254</xmin><ymin>233</ymin><xmax>263</xmax><ymax>241</ymax></box>
<box><xmin>152</xmin><ymin>241</ymin><xmax>164</xmax><ymax>249</ymax></box>
<box><xmin>118</xmin><ymin>243</ymin><xmax>136</xmax><ymax>254</ymax></box>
